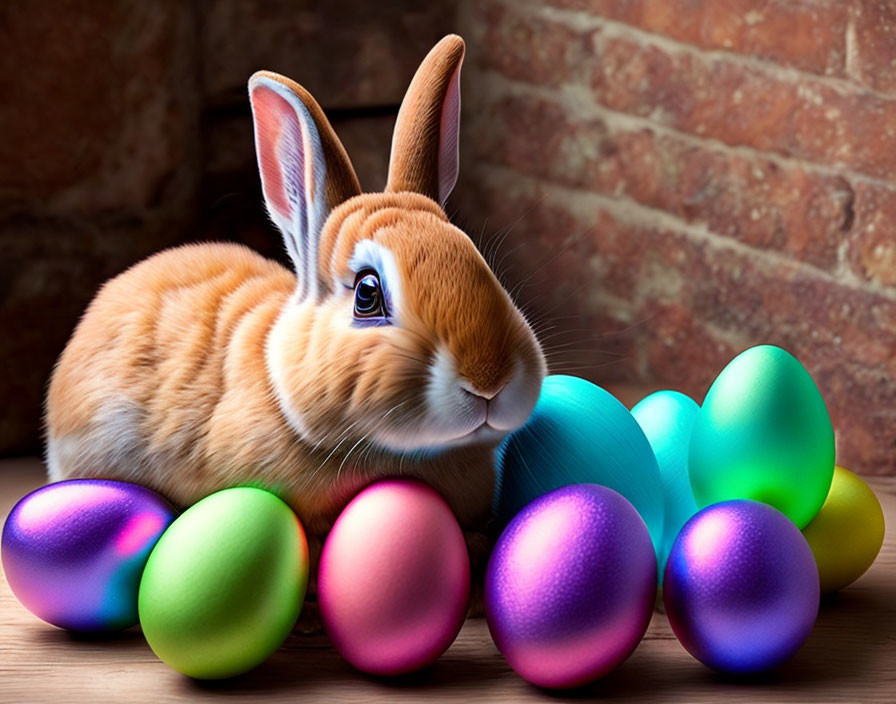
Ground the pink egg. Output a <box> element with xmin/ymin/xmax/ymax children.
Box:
<box><xmin>318</xmin><ymin>479</ymin><xmax>470</xmax><ymax>675</ymax></box>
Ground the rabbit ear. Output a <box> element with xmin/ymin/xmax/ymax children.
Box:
<box><xmin>386</xmin><ymin>35</ymin><xmax>464</xmax><ymax>206</ymax></box>
<box><xmin>249</xmin><ymin>71</ymin><xmax>361</xmax><ymax>299</ymax></box>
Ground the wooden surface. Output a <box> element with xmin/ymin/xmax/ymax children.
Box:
<box><xmin>0</xmin><ymin>456</ymin><xmax>894</xmax><ymax>703</ymax></box>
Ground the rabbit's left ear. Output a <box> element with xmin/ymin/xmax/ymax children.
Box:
<box><xmin>386</xmin><ymin>35</ymin><xmax>464</xmax><ymax>206</ymax></box>
<box><xmin>249</xmin><ymin>71</ymin><xmax>361</xmax><ymax>299</ymax></box>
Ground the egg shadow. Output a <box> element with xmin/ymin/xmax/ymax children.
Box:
<box><xmin>28</xmin><ymin>622</ymin><xmax>152</xmax><ymax>663</ymax></box>
<box><xmin>668</xmin><ymin>580</ymin><xmax>895</xmax><ymax>699</ymax></box>
<box><xmin>772</xmin><ymin>581</ymin><xmax>896</xmax><ymax>686</ymax></box>
<box><xmin>27</xmin><ymin>575</ymin><xmax>886</xmax><ymax>699</ymax></box>
<box><xmin>527</xmin><ymin>574</ymin><xmax>895</xmax><ymax>702</ymax></box>
<box><xmin>533</xmin><ymin>648</ymin><xmax>682</xmax><ymax>701</ymax></box>
<box><xmin>184</xmin><ymin>624</ymin><xmax>505</xmax><ymax>696</ymax></box>
<box><xmin>30</xmin><ymin>623</ymin><xmax>146</xmax><ymax>646</ymax></box>
<box><xmin>186</xmin><ymin>577</ymin><xmax>894</xmax><ymax>698</ymax></box>
<box><xmin>363</xmin><ymin>651</ymin><xmax>504</xmax><ymax>691</ymax></box>
<box><xmin>183</xmin><ymin>633</ymin><xmax>349</xmax><ymax>695</ymax></box>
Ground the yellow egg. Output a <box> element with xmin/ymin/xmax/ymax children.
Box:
<box><xmin>802</xmin><ymin>466</ymin><xmax>885</xmax><ymax>594</ymax></box>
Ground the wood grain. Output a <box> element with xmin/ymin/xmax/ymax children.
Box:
<box><xmin>1</xmin><ymin>456</ymin><xmax>894</xmax><ymax>703</ymax></box>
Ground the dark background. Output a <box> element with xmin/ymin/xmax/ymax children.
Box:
<box><xmin>1</xmin><ymin>1</ymin><xmax>894</xmax><ymax>475</ymax></box>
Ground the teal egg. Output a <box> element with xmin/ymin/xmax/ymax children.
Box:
<box><xmin>631</xmin><ymin>390</ymin><xmax>699</xmax><ymax>581</ymax></box>
<box><xmin>689</xmin><ymin>345</ymin><xmax>835</xmax><ymax>529</ymax></box>
<box><xmin>495</xmin><ymin>375</ymin><xmax>664</xmax><ymax>555</ymax></box>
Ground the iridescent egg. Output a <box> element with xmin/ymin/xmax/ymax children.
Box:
<box><xmin>664</xmin><ymin>500</ymin><xmax>819</xmax><ymax>674</ymax></box>
<box><xmin>485</xmin><ymin>484</ymin><xmax>657</xmax><ymax>688</ymax></box>
<box><xmin>496</xmin><ymin>375</ymin><xmax>664</xmax><ymax>555</ymax></box>
<box><xmin>318</xmin><ymin>479</ymin><xmax>469</xmax><ymax>675</ymax></box>
<box><xmin>689</xmin><ymin>345</ymin><xmax>834</xmax><ymax>528</ymax></box>
<box><xmin>1</xmin><ymin>479</ymin><xmax>175</xmax><ymax>631</ymax></box>
<box><xmin>631</xmin><ymin>390</ymin><xmax>700</xmax><ymax>579</ymax></box>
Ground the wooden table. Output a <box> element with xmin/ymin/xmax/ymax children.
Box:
<box><xmin>1</xmin><ymin>456</ymin><xmax>894</xmax><ymax>703</ymax></box>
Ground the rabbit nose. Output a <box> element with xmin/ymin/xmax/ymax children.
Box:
<box><xmin>459</xmin><ymin>378</ymin><xmax>507</xmax><ymax>401</ymax></box>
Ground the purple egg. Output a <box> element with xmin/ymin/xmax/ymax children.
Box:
<box><xmin>485</xmin><ymin>484</ymin><xmax>657</xmax><ymax>689</ymax></box>
<box><xmin>2</xmin><ymin>479</ymin><xmax>175</xmax><ymax>631</ymax></box>
<box><xmin>663</xmin><ymin>500</ymin><xmax>820</xmax><ymax>674</ymax></box>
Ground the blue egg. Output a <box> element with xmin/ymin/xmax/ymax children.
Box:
<box><xmin>631</xmin><ymin>391</ymin><xmax>700</xmax><ymax>581</ymax></box>
<box><xmin>495</xmin><ymin>375</ymin><xmax>664</xmax><ymax>555</ymax></box>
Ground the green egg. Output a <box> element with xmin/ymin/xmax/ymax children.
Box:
<box><xmin>689</xmin><ymin>345</ymin><xmax>834</xmax><ymax>529</ymax></box>
<box><xmin>138</xmin><ymin>487</ymin><xmax>308</xmax><ymax>679</ymax></box>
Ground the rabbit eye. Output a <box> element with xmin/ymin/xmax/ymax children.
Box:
<box><xmin>353</xmin><ymin>270</ymin><xmax>386</xmax><ymax>318</ymax></box>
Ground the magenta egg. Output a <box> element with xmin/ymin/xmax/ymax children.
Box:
<box><xmin>485</xmin><ymin>484</ymin><xmax>657</xmax><ymax>689</ymax></box>
<box><xmin>2</xmin><ymin>479</ymin><xmax>175</xmax><ymax>631</ymax></box>
<box><xmin>663</xmin><ymin>500</ymin><xmax>820</xmax><ymax>674</ymax></box>
<box><xmin>318</xmin><ymin>479</ymin><xmax>470</xmax><ymax>675</ymax></box>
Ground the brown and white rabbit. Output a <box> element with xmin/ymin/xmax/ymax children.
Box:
<box><xmin>45</xmin><ymin>35</ymin><xmax>545</xmax><ymax>589</ymax></box>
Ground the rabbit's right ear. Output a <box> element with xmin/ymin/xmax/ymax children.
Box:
<box><xmin>249</xmin><ymin>72</ymin><xmax>361</xmax><ymax>299</ymax></box>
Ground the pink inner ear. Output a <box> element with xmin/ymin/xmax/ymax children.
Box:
<box><xmin>437</xmin><ymin>61</ymin><xmax>462</xmax><ymax>205</ymax></box>
<box><xmin>251</xmin><ymin>84</ymin><xmax>294</xmax><ymax>219</ymax></box>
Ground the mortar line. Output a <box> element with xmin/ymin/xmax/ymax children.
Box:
<box><xmin>474</xmin><ymin>163</ymin><xmax>896</xmax><ymax>304</ymax></box>
<box><xmin>471</xmin><ymin>70</ymin><xmax>896</xmax><ymax>195</ymax></box>
<box><xmin>499</xmin><ymin>0</ymin><xmax>896</xmax><ymax>102</ymax></box>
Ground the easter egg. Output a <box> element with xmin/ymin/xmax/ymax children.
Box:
<box><xmin>485</xmin><ymin>484</ymin><xmax>657</xmax><ymax>689</ymax></box>
<box><xmin>1</xmin><ymin>479</ymin><xmax>174</xmax><ymax>631</ymax></box>
<box><xmin>138</xmin><ymin>487</ymin><xmax>308</xmax><ymax>679</ymax></box>
<box><xmin>631</xmin><ymin>390</ymin><xmax>700</xmax><ymax>579</ymax></box>
<box><xmin>496</xmin><ymin>375</ymin><xmax>664</xmax><ymax>554</ymax></box>
<box><xmin>689</xmin><ymin>345</ymin><xmax>834</xmax><ymax>528</ymax></box>
<box><xmin>318</xmin><ymin>479</ymin><xmax>469</xmax><ymax>676</ymax></box>
<box><xmin>802</xmin><ymin>466</ymin><xmax>885</xmax><ymax>594</ymax></box>
<box><xmin>664</xmin><ymin>500</ymin><xmax>819</xmax><ymax>674</ymax></box>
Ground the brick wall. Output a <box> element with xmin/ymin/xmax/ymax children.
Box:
<box><xmin>454</xmin><ymin>0</ymin><xmax>896</xmax><ymax>475</ymax></box>
<box><xmin>2</xmin><ymin>1</ymin><xmax>893</xmax><ymax>476</ymax></box>
<box><xmin>0</xmin><ymin>2</ymin><xmax>202</xmax><ymax>455</ymax></box>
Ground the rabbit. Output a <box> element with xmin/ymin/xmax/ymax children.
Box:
<box><xmin>45</xmin><ymin>35</ymin><xmax>546</xmax><ymax>606</ymax></box>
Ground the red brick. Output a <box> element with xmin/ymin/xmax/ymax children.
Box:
<box><xmin>638</xmin><ymin>222</ymin><xmax>896</xmax><ymax>475</ymax></box>
<box><xmin>474</xmin><ymin>1</ymin><xmax>591</xmax><ymax>86</ymax></box>
<box><xmin>850</xmin><ymin>0</ymin><xmax>896</xmax><ymax>95</ymax></box>
<box><xmin>848</xmin><ymin>182</ymin><xmax>896</xmax><ymax>288</ymax></box>
<box><xmin>471</xmin><ymin>93</ymin><xmax>853</xmax><ymax>270</ymax></box>
<box><xmin>635</xmin><ymin>222</ymin><xmax>879</xmax><ymax>474</ymax></box>
<box><xmin>637</xmin><ymin>226</ymin><xmax>895</xmax><ymax>374</ymax></box>
<box><xmin>469</xmin><ymin>95</ymin><xmax>573</xmax><ymax>184</ymax></box>
<box><xmin>0</xmin><ymin>213</ymin><xmax>188</xmax><ymax>455</ymax></box>
<box><xmin>590</xmin><ymin>34</ymin><xmax>896</xmax><ymax>181</ymax></box>
<box><xmin>201</xmin><ymin>0</ymin><xmax>455</xmax><ymax>109</ymax></box>
<box><xmin>547</xmin><ymin>0</ymin><xmax>848</xmax><ymax>78</ymax></box>
<box><xmin>814</xmin><ymin>361</ymin><xmax>896</xmax><ymax>476</ymax></box>
<box><xmin>641</xmin><ymin>299</ymin><xmax>740</xmax><ymax>393</ymax></box>
<box><xmin>485</xmin><ymin>186</ymin><xmax>642</xmax><ymax>300</ymax></box>
<box><xmin>0</xmin><ymin>1</ymin><xmax>199</xmax><ymax>214</ymax></box>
